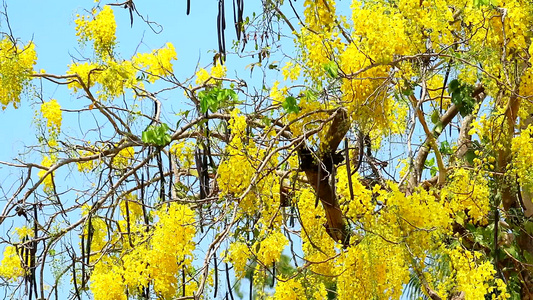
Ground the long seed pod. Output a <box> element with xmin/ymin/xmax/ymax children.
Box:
<box><xmin>157</xmin><ymin>150</ymin><xmax>165</xmax><ymax>203</ymax></box>
<box><xmin>80</xmin><ymin>230</ymin><xmax>85</xmax><ymax>287</ymax></box>
<box><xmin>213</xmin><ymin>251</ymin><xmax>218</xmax><ymax>298</ymax></box>
<box><xmin>225</xmin><ymin>262</ymin><xmax>235</xmax><ymax>300</ymax></box>
<box><xmin>345</xmin><ymin>138</ymin><xmax>354</xmax><ymax>201</ymax></box>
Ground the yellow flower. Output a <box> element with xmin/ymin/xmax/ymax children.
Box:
<box><xmin>0</xmin><ymin>38</ymin><xmax>37</xmax><ymax>110</ymax></box>
<box><xmin>112</xmin><ymin>147</ymin><xmax>134</xmax><ymax>169</ymax></box>
<box><xmin>254</xmin><ymin>230</ymin><xmax>287</xmax><ymax>264</ymax></box>
<box><xmin>0</xmin><ymin>246</ymin><xmax>26</xmax><ymax>281</ymax></box>
<box><xmin>15</xmin><ymin>226</ymin><xmax>34</xmax><ymax>239</ymax></box>
<box><xmin>40</xmin><ymin>99</ymin><xmax>62</xmax><ymax>133</ymax></box>
<box><xmin>75</xmin><ymin>5</ymin><xmax>117</xmax><ymax>58</ymax></box>
<box><xmin>133</xmin><ymin>42</ymin><xmax>177</xmax><ymax>83</ymax></box>
<box><xmin>195</xmin><ymin>63</ymin><xmax>227</xmax><ymax>85</ymax></box>
<box><xmin>66</xmin><ymin>61</ymin><xmax>100</xmax><ymax>92</ymax></box>
<box><xmin>38</xmin><ymin>155</ymin><xmax>56</xmax><ymax>193</ymax></box>
<box><xmin>225</xmin><ymin>241</ymin><xmax>250</xmax><ymax>278</ymax></box>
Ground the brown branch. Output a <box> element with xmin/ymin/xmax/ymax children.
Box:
<box><xmin>298</xmin><ymin>108</ymin><xmax>351</xmax><ymax>246</ymax></box>
<box><xmin>409</xmin><ymin>84</ymin><xmax>485</xmax><ymax>189</ymax></box>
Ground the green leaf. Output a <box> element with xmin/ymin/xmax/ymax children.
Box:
<box><xmin>430</xmin><ymin>166</ymin><xmax>438</xmax><ymax>177</ymax></box>
<box><xmin>524</xmin><ymin>251</ymin><xmax>533</xmax><ymax>265</ymax></box>
<box><xmin>431</xmin><ymin>110</ymin><xmax>440</xmax><ymax>124</ymax></box>
<box><xmin>304</xmin><ymin>89</ymin><xmax>318</xmax><ymax>101</ymax></box>
<box><xmin>323</xmin><ymin>61</ymin><xmax>338</xmax><ymax>78</ymax></box>
<box><xmin>524</xmin><ymin>221</ymin><xmax>533</xmax><ymax>235</ymax></box>
<box><xmin>401</xmin><ymin>86</ymin><xmax>414</xmax><ymax>96</ymax></box>
<box><xmin>448</xmin><ymin>79</ymin><xmax>460</xmax><ymax>93</ymax></box>
<box><xmin>455</xmin><ymin>211</ymin><xmax>466</xmax><ymax>225</ymax></box>
<box><xmin>262</xmin><ymin>116</ymin><xmax>272</xmax><ymax>127</ymax></box>
<box><xmin>434</xmin><ymin>121</ymin><xmax>444</xmax><ymax>136</ymax></box>
<box><xmin>505</xmin><ymin>245</ymin><xmax>520</xmax><ymax>260</ymax></box>
<box><xmin>141</xmin><ymin>123</ymin><xmax>172</xmax><ymax>146</ymax></box>
<box><xmin>282</xmin><ymin>96</ymin><xmax>300</xmax><ymax>114</ymax></box>
<box><xmin>465</xmin><ymin>149</ymin><xmax>476</xmax><ymax>165</ymax></box>
<box><xmin>439</xmin><ymin>141</ymin><xmax>453</xmax><ymax>155</ymax></box>
<box><xmin>198</xmin><ymin>87</ymin><xmax>238</xmax><ymax>113</ymax></box>
<box><xmin>425</xmin><ymin>157</ymin><xmax>435</xmax><ymax>167</ymax></box>
<box><xmin>449</xmin><ymin>79</ymin><xmax>475</xmax><ymax>117</ymax></box>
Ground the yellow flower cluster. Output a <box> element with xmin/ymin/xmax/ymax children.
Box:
<box><xmin>194</xmin><ymin>63</ymin><xmax>227</xmax><ymax>86</ymax></box>
<box><xmin>75</xmin><ymin>6</ymin><xmax>116</xmax><ymax>58</ymax></box>
<box><xmin>112</xmin><ymin>146</ymin><xmax>134</xmax><ymax>169</ymax></box>
<box><xmin>77</xmin><ymin>150</ymin><xmax>97</xmax><ymax>173</ymax></box>
<box><xmin>40</xmin><ymin>99</ymin><xmax>62</xmax><ymax>134</ymax></box>
<box><xmin>426</xmin><ymin>74</ymin><xmax>451</xmax><ymax>109</ymax></box>
<box><xmin>442</xmin><ymin>169</ymin><xmax>491</xmax><ymax>225</ymax></box>
<box><xmin>269</xmin><ymin>80</ymin><xmax>287</xmax><ymax>105</ymax></box>
<box><xmin>96</xmin><ymin>59</ymin><xmax>137</xmax><ymax>99</ymax></box>
<box><xmin>119</xmin><ymin>194</ymin><xmax>144</xmax><ymax>222</ymax></box>
<box><xmin>217</xmin><ymin>109</ymin><xmax>284</xmax><ymax>227</ymax></box>
<box><xmin>351</xmin><ymin>0</ymin><xmax>410</xmax><ymax>61</ymax></box>
<box><xmin>340</xmin><ymin>45</ymin><xmax>406</xmax><ymax>134</ymax></box>
<box><xmin>0</xmin><ymin>37</ymin><xmax>37</xmax><ymax>110</ymax></box>
<box><xmin>90</xmin><ymin>203</ymin><xmax>196</xmax><ymax>299</ymax></box>
<box><xmin>296</xmin><ymin>187</ymin><xmax>337</xmax><ymax>276</ymax></box>
<box><xmin>336</xmin><ymin>166</ymin><xmax>374</xmax><ymax>217</ymax></box>
<box><xmin>67</xmin><ymin>59</ymin><xmax>138</xmax><ymax>100</ymax></box>
<box><xmin>83</xmin><ymin>216</ymin><xmax>108</xmax><ymax>263</ymax></box>
<box><xmin>297</xmin><ymin>30</ymin><xmax>342</xmax><ymax>82</ymax></box>
<box><xmin>254</xmin><ymin>230</ymin><xmax>287</xmax><ymax>265</ymax></box>
<box><xmin>15</xmin><ymin>226</ymin><xmax>34</xmax><ymax>239</ymax></box>
<box><xmin>217</xmin><ymin>109</ymin><xmax>253</xmax><ymax>196</ymax></box>
<box><xmin>147</xmin><ymin>203</ymin><xmax>196</xmax><ymax>297</ymax></box>
<box><xmin>90</xmin><ymin>260</ymin><xmax>127</xmax><ymax>300</ymax></box>
<box><xmin>281</xmin><ymin>61</ymin><xmax>301</xmax><ymax>82</ymax></box>
<box><xmin>498</xmin><ymin>0</ymin><xmax>532</xmax><ymax>50</ymax></box>
<box><xmin>337</xmin><ymin>236</ymin><xmax>410</xmax><ymax>299</ymax></box>
<box><xmin>0</xmin><ymin>246</ymin><xmax>26</xmax><ymax>282</ymax></box>
<box><xmin>133</xmin><ymin>43</ymin><xmax>177</xmax><ymax>83</ymax></box>
<box><xmin>285</xmin><ymin>91</ymin><xmax>327</xmax><ymax>139</ymax></box>
<box><xmin>303</xmin><ymin>0</ymin><xmax>336</xmax><ymax>32</ymax></box>
<box><xmin>511</xmin><ymin>124</ymin><xmax>533</xmax><ymax>191</ymax></box>
<box><xmin>519</xmin><ymin>67</ymin><xmax>533</xmax><ymax>97</ymax></box>
<box><xmin>66</xmin><ymin>62</ymin><xmax>100</xmax><ymax>92</ymax></box>
<box><xmin>225</xmin><ymin>241</ymin><xmax>250</xmax><ymax>279</ymax></box>
<box><xmin>38</xmin><ymin>155</ymin><xmax>56</xmax><ymax>193</ymax></box>
<box><xmin>272</xmin><ymin>278</ymin><xmax>306</xmax><ymax>300</ymax></box>
<box><xmin>448</xmin><ymin>246</ymin><xmax>509</xmax><ymax>300</ymax></box>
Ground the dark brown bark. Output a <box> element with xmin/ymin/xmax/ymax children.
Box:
<box><xmin>298</xmin><ymin>109</ymin><xmax>351</xmax><ymax>246</ymax></box>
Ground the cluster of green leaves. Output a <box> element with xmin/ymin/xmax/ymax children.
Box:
<box><xmin>141</xmin><ymin>123</ymin><xmax>171</xmax><ymax>146</ymax></box>
<box><xmin>198</xmin><ymin>87</ymin><xmax>238</xmax><ymax>114</ymax></box>
<box><xmin>282</xmin><ymin>96</ymin><xmax>300</xmax><ymax>114</ymax></box>
<box><xmin>473</xmin><ymin>0</ymin><xmax>498</xmax><ymax>7</ymax></box>
<box><xmin>323</xmin><ymin>61</ymin><xmax>339</xmax><ymax>78</ymax></box>
<box><xmin>448</xmin><ymin>79</ymin><xmax>475</xmax><ymax>117</ymax></box>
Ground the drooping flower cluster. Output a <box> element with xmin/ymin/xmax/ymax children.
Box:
<box><xmin>89</xmin><ymin>203</ymin><xmax>196</xmax><ymax>299</ymax></box>
<box><xmin>40</xmin><ymin>99</ymin><xmax>62</xmax><ymax>134</ymax></box>
<box><xmin>0</xmin><ymin>37</ymin><xmax>37</xmax><ymax>110</ymax></box>
<box><xmin>75</xmin><ymin>5</ymin><xmax>117</xmax><ymax>58</ymax></box>
<box><xmin>133</xmin><ymin>42</ymin><xmax>177</xmax><ymax>83</ymax></box>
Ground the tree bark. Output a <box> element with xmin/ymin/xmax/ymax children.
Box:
<box><xmin>298</xmin><ymin>109</ymin><xmax>351</xmax><ymax>246</ymax></box>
